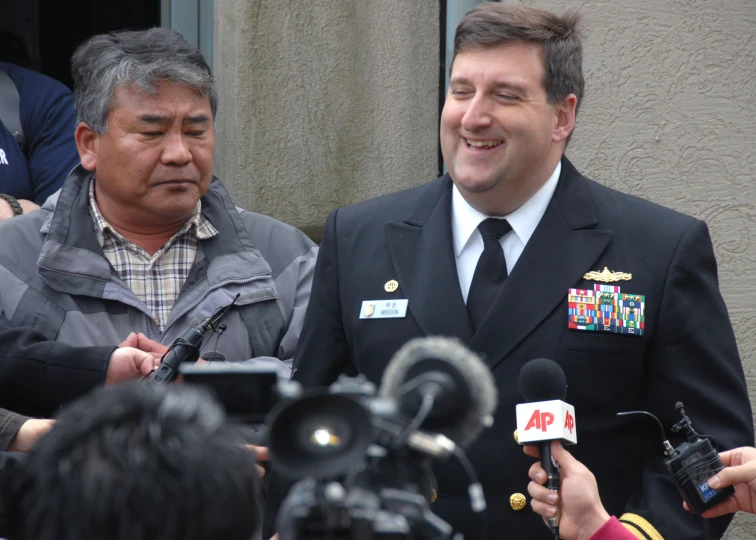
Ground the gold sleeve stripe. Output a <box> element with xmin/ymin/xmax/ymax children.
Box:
<box><xmin>619</xmin><ymin>513</ymin><xmax>664</xmax><ymax>540</ymax></box>
<box><xmin>619</xmin><ymin>521</ymin><xmax>652</xmax><ymax>540</ymax></box>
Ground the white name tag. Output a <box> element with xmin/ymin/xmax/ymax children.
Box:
<box><xmin>360</xmin><ymin>299</ymin><xmax>408</xmax><ymax>319</ymax></box>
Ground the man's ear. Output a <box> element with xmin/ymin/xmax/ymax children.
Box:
<box><xmin>75</xmin><ymin>122</ymin><xmax>98</xmax><ymax>171</ymax></box>
<box><xmin>552</xmin><ymin>94</ymin><xmax>577</xmax><ymax>144</ymax></box>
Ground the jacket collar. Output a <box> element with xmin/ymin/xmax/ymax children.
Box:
<box><xmin>386</xmin><ymin>157</ymin><xmax>612</xmax><ymax>369</ymax></box>
<box><xmin>36</xmin><ymin>166</ymin><xmax>272</xmax><ymax>298</ymax></box>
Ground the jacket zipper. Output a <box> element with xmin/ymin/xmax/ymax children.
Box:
<box><xmin>161</xmin><ymin>274</ymin><xmax>274</xmax><ymax>338</ymax></box>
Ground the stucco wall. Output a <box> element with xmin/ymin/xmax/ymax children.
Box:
<box><xmin>215</xmin><ymin>0</ymin><xmax>755</xmax><ymax>536</ymax></box>
<box><xmin>214</xmin><ymin>0</ymin><xmax>440</xmax><ymax>240</ymax></box>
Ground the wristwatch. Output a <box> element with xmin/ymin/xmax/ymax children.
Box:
<box><xmin>0</xmin><ymin>194</ymin><xmax>23</xmax><ymax>216</ymax></box>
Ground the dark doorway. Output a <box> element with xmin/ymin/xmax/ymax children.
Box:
<box><xmin>0</xmin><ymin>0</ymin><xmax>160</xmax><ymax>89</ymax></box>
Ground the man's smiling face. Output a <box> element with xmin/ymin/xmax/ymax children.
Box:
<box><xmin>440</xmin><ymin>42</ymin><xmax>569</xmax><ymax>215</ymax></box>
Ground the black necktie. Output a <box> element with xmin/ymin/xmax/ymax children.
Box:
<box><xmin>467</xmin><ymin>218</ymin><xmax>512</xmax><ymax>331</ymax></box>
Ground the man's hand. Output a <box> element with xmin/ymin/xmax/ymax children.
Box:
<box><xmin>119</xmin><ymin>332</ymin><xmax>169</xmax><ymax>356</ymax></box>
<box><xmin>0</xmin><ymin>198</ymin><xmax>40</xmax><ymax>221</ymax></box>
<box><xmin>0</xmin><ymin>198</ymin><xmax>15</xmax><ymax>220</ymax></box>
<box><xmin>19</xmin><ymin>199</ymin><xmax>40</xmax><ymax>214</ymax></box>
<box><xmin>692</xmin><ymin>447</ymin><xmax>756</xmax><ymax>518</ymax></box>
<box><xmin>525</xmin><ymin>442</ymin><xmax>611</xmax><ymax>540</ymax></box>
<box><xmin>106</xmin><ymin>346</ymin><xmax>162</xmax><ymax>384</ymax></box>
<box><xmin>247</xmin><ymin>444</ymin><xmax>270</xmax><ymax>478</ymax></box>
<box><xmin>8</xmin><ymin>418</ymin><xmax>55</xmax><ymax>452</ymax></box>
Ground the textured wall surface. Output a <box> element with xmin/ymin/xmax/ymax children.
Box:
<box><xmin>214</xmin><ymin>0</ymin><xmax>439</xmax><ymax>240</ymax></box>
<box><xmin>215</xmin><ymin>0</ymin><xmax>755</xmax><ymax>536</ymax></box>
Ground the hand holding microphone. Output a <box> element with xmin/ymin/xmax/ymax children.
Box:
<box><xmin>516</xmin><ymin>357</ymin><xmax>577</xmax><ymax>539</ymax></box>
<box><xmin>527</xmin><ymin>442</ymin><xmax>756</xmax><ymax>539</ymax></box>
<box><xmin>106</xmin><ymin>333</ymin><xmax>169</xmax><ymax>384</ymax></box>
<box><xmin>146</xmin><ymin>294</ymin><xmax>240</xmax><ymax>385</ymax></box>
<box><xmin>146</xmin><ymin>319</ymin><xmax>210</xmax><ymax>384</ymax></box>
<box><xmin>525</xmin><ymin>441</ymin><xmax>610</xmax><ymax>540</ymax></box>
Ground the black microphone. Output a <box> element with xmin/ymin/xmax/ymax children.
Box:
<box><xmin>146</xmin><ymin>318</ymin><xmax>210</xmax><ymax>384</ymax></box>
<box><xmin>379</xmin><ymin>336</ymin><xmax>498</xmax><ymax>449</ymax></box>
<box><xmin>147</xmin><ymin>294</ymin><xmax>241</xmax><ymax>385</ymax></box>
<box><xmin>518</xmin><ymin>358</ymin><xmax>571</xmax><ymax>540</ymax></box>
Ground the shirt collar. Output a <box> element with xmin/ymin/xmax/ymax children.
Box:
<box><xmin>452</xmin><ymin>161</ymin><xmax>561</xmax><ymax>257</ymax></box>
<box><xmin>88</xmin><ymin>179</ymin><xmax>218</xmax><ymax>249</ymax></box>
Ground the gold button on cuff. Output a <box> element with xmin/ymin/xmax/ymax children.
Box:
<box><xmin>431</xmin><ymin>489</ymin><xmax>438</xmax><ymax>503</ymax></box>
<box><xmin>510</xmin><ymin>493</ymin><xmax>527</xmax><ymax>511</ymax></box>
<box><xmin>513</xmin><ymin>429</ymin><xmax>519</xmax><ymax>444</ymax></box>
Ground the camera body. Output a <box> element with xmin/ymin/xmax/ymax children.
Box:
<box><xmin>279</xmin><ymin>480</ymin><xmax>450</xmax><ymax>540</ymax></box>
<box><xmin>663</xmin><ymin>404</ymin><xmax>734</xmax><ymax>514</ymax></box>
<box><xmin>269</xmin><ymin>375</ymin><xmax>455</xmax><ymax>540</ymax></box>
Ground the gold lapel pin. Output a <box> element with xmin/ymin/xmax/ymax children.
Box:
<box><xmin>583</xmin><ymin>266</ymin><xmax>632</xmax><ymax>283</ymax></box>
<box><xmin>384</xmin><ymin>280</ymin><xmax>399</xmax><ymax>293</ymax></box>
<box><xmin>363</xmin><ymin>303</ymin><xmax>375</xmax><ymax>317</ymax></box>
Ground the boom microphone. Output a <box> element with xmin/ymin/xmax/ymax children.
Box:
<box><xmin>517</xmin><ymin>358</ymin><xmax>576</xmax><ymax>539</ymax></box>
<box><xmin>379</xmin><ymin>336</ymin><xmax>497</xmax><ymax>449</ymax></box>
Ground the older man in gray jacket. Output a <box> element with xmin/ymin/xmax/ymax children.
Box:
<box><xmin>0</xmin><ymin>28</ymin><xmax>316</xmax><ymax>380</ymax></box>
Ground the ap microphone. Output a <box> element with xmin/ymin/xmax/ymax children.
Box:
<box><xmin>517</xmin><ymin>358</ymin><xmax>577</xmax><ymax>539</ymax></box>
<box><xmin>379</xmin><ymin>336</ymin><xmax>497</xmax><ymax>449</ymax></box>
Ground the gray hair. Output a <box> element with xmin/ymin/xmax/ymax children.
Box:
<box><xmin>71</xmin><ymin>27</ymin><xmax>218</xmax><ymax>133</ymax></box>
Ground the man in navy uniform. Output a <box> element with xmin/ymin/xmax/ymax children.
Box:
<box><xmin>280</xmin><ymin>4</ymin><xmax>754</xmax><ymax>539</ymax></box>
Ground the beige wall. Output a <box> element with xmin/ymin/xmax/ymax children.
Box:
<box><xmin>215</xmin><ymin>0</ymin><xmax>755</xmax><ymax>535</ymax></box>
<box><xmin>214</xmin><ymin>0</ymin><xmax>440</xmax><ymax>241</ymax></box>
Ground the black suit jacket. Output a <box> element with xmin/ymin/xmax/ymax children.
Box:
<box><xmin>284</xmin><ymin>157</ymin><xmax>754</xmax><ymax>539</ymax></box>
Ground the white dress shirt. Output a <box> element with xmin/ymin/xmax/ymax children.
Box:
<box><xmin>452</xmin><ymin>162</ymin><xmax>561</xmax><ymax>303</ymax></box>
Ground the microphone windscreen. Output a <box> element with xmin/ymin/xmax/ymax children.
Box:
<box><xmin>518</xmin><ymin>357</ymin><xmax>567</xmax><ymax>402</ymax></box>
<box><xmin>379</xmin><ymin>336</ymin><xmax>497</xmax><ymax>448</ymax></box>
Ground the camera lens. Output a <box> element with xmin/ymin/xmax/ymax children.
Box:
<box><xmin>298</xmin><ymin>415</ymin><xmax>351</xmax><ymax>454</ymax></box>
<box><xmin>269</xmin><ymin>393</ymin><xmax>374</xmax><ymax>478</ymax></box>
<box><xmin>310</xmin><ymin>427</ymin><xmax>343</xmax><ymax>447</ymax></box>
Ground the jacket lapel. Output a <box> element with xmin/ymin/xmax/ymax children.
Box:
<box><xmin>385</xmin><ymin>176</ymin><xmax>474</xmax><ymax>344</ymax></box>
<box><xmin>470</xmin><ymin>158</ymin><xmax>613</xmax><ymax>370</ymax></box>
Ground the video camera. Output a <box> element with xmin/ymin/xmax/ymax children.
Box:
<box><xmin>268</xmin><ymin>337</ymin><xmax>498</xmax><ymax>540</ymax></box>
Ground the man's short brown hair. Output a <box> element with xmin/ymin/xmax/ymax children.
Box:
<box><xmin>453</xmin><ymin>3</ymin><xmax>584</xmax><ymax>111</ymax></box>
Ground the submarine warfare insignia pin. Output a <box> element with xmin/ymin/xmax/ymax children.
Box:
<box><xmin>583</xmin><ymin>266</ymin><xmax>632</xmax><ymax>283</ymax></box>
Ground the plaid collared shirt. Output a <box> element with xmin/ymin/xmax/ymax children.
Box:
<box><xmin>89</xmin><ymin>180</ymin><xmax>218</xmax><ymax>333</ymax></box>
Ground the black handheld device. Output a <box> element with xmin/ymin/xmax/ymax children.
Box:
<box><xmin>663</xmin><ymin>402</ymin><xmax>735</xmax><ymax>514</ymax></box>
<box><xmin>618</xmin><ymin>402</ymin><xmax>734</xmax><ymax>515</ymax></box>
<box><xmin>179</xmin><ymin>363</ymin><xmax>279</xmax><ymax>423</ymax></box>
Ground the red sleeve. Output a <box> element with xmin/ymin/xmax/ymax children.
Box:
<box><xmin>589</xmin><ymin>516</ymin><xmax>638</xmax><ymax>540</ymax></box>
